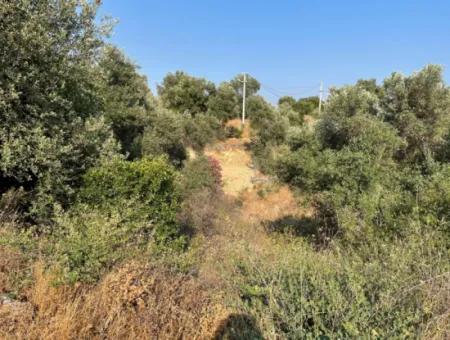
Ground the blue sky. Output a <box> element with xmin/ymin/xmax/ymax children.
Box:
<box><xmin>99</xmin><ymin>1</ymin><xmax>450</xmax><ymax>102</ymax></box>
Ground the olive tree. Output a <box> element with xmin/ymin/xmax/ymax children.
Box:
<box><xmin>0</xmin><ymin>0</ymin><xmax>117</xmax><ymax>222</ymax></box>
<box><xmin>99</xmin><ymin>45</ymin><xmax>155</xmax><ymax>159</ymax></box>
<box><xmin>157</xmin><ymin>71</ymin><xmax>216</xmax><ymax>116</ymax></box>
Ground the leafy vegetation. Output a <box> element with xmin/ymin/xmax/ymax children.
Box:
<box><xmin>99</xmin><ymin>46</ymin><xmax>155</xmax><ymax>159</ymax></box>
<box><xmin>0</xmin><ymin>1</ymin><xmax>448</xmax><ymax>339</ymax></box>
<box><xmin>0</xmin><ymin>0</ymin><xmax>118</xmax><ymax>223</ymax></box>
<box><xmin>279</xmin><ymin>95</ymin><xmax>320</xmax><ymax>117</ymax></box>
<box><xmin>51</xmin><ymin>157</ymin><xmax>183</xmax><ymax>283</ymax></box>
<box><xmin>231</xmin><ymin>233</ymin><xmax>448</xmax><ymax>338</ymax></box>
<box><xmin>244</xmin><ymin>65</ymin><xmax>450</xmax><ymax>337</ymax></box>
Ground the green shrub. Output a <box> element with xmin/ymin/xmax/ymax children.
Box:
<box><xmin>225</xmin><ymin>126</ymin><xmax>243</xmax><ymax>139</ymax></box>
<box><xmin>207</xmin><ymin>83</ymin><xmax>240</xmax><ymax>122</ymax></box>
<box><xmin>419</xmin><ymin>164</ymin><xmax>450</xmax><ymax>237</ymax></box>
<box><xmin>183</xmin><ymin>114</ymin><xmax>223</xmax><ymax>150</ymax></box>
<box><xmin>230</xmin><ymin>234</ymin><xmax>449</xmax><ymax>339</ymax></box>
<box><xmin>141</xmin><ymin>109</ymin><xmax>187</xmax><ymax>167</ymax></box>
<box><xmin>285</xmin><ymin>126</ymin><xmax>314</xmax><ymax>151</ymax></box>
<box><xmin>178</xmin><ymin>189</ymin><xmax>220</xmax><ymax>236</ymax></box>
<box><xmin>99</xmin><ymin>46</ymin><xmax>155</xmax><ymax>159</ymax></box>
<box><xmin>158</xmin><ymin>71</ymin><xmax>216</xmax><ymax>116</ymax></box>
<box><xmin>0</xmin><ymin>1</ymin><xmax>118</xmax><ymax>223</ymax></box>
<box><xmin>178</xmin><ymin>155</ymin><xmax>222</xmax><ymax>199</ymax></box>
<box><xmin>279</xmin><ymin>102</ymin><xmax>305</xmax><ymax>126</ymax></box>
<box><xmin>48</xmin><ymin>156</ymin><xmax>185</xmax><ymax>283</ymax></box>
<box><xmin>52</xmin><ymin>206</ymin><xmax>139</xmax><ymax>283</ymax></box>
<box><xmin>78</xmin><ymin>157</ymin><xmax>182</xmax><ymax>245</ymax></box>
<box><xmin>268</xmin><ymin>66</ymin><xmax>450</xmax><ymax>245</ymax></box>
<box><xmin>177</xmin><ymin>156</ymin><xmax>223</xmax><ymax>235</ymax></box>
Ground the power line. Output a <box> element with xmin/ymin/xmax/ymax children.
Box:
<box><xmin>260</xmin><ymin>86</ymin><xmax>283</xmax><ymax>98</ymax></box>
<box><xmin>267</xmin><ymin>84</ymin><xmax>320</xmax><ymax>91</ymax></box>
<box><xmin>259</xmin><ymin>82</ymin><xmax>320</xmax><ymax>98</ymax></box>
<box><xmin>259</xmin><ymin>81</ymin><xmax>327</xmax><ymax>115</ymax></box>
<box><xmin>259</xmin><ymin>83</ymin><xmax>284</xmax><ymax>97</ymax></box>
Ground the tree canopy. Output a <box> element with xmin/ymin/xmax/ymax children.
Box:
<box><xmin>157</xmin><ymin>71</ymin><xmax>216</xmax><ymax>116</ymax></box>
<box><xmin>0</xmin><ymin>0</ymin><xmax>117</xmax><ymax>221</ymax></box>
<box><xmin>99</xmin><ymin>45</ymin><xmax>155</xmax><ymax>159</ymax></box>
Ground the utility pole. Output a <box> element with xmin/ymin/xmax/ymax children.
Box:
<box><xmin>318</xmin><ymin>81</ymin><xmax>323</xmax><ymax>115</ymax></box>
<box><xmin>241</xmin><ymin>73</ymin><xmax>247</xmax><ymax>125</ymax></box>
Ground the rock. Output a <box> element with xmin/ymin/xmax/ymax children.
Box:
<box><xmin>250</xmin><ymin>176</ymin><xmax>271</xmax><ymax>184</ymax></box>
<box><xmin>0</xmin><ymin>294</ymin><xmax>14</xmax><ymax>305</ymax></box>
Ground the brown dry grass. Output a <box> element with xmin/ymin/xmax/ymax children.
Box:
<box><xmin>0</xmin><ymin>246</ymin><xmax>27</xmax><ymax>295</ymax></box>
<box><xmin>225</xmin><ymin>118</ymin><xmax>250</xmax><ymax>139</ymax></box>
<box><xmin>0</xmin><ymin>261</ymin><xmax>234</xmax><ymax>340</ymax></box>
<box><xmin>205</xmin><ymin>145</ymin><xmax>257</xmax><ymax>196</ymax></box>
<box><xmin>240</xmin><ymin>185</ymin><xmax>313</xmax><ymax>224</ymax></box>
<box><xmin>303</xmin><ymin>114</ymin><xmax>317</xmax><ymax>127</ymax></box>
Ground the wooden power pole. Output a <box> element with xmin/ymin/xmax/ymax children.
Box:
<box><xmin>318</xmin><ymin>81</ymin><xmax>323</xmax><ymax>115</ymax></box>
<box><xmin>241</xmin><ymin>73</ymin><xmax>247</xmax><ymax>125</ymax></box>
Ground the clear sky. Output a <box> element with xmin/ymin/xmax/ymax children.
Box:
<box><xmin>98</xmin><ymin>0</ymin><xmax>450</xmax><ymax>102</ymax></box>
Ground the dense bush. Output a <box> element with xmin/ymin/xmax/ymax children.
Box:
<box><xmin>141</xmin><ymin>108</ymin><xmax>187</xmax><ymax>167</ymax></box>
<box><xmin>278</xmin><ymin>96</ymin><xmax>320</xmax><ymax>117</ymax></box>
<box><xmin>229</xmin><ymin>74</ymin><xmax>261</xmax><ymax>100</ymax></box>
<box><xmin>178</xmin><ymin>155</ymin><xmax>222</xmax><ymax>199</ymax></box>
<box><xmin>79</xmin><ymin>157</ymin><xmax>181</xmax><ymax>244</ymax></box>
<box><xmin>177</xmin><ymin>156</ymin><xmax>223</xmax><ymax>235</ymax></box>
<box><xmin>249</xmin><ymin>96</ymin><xmax>288</xmax><ymax>150</ymax></box>
<box><xmin>182</xmin><ymin>114</ymin><xmax>224</xmax><ymax>150</ymax></box>
<box><xmin>231</xmin><ymin>233</ymin><xmax>449</xmax><ymax>338</ymax></box>
<box><xmin>235</xmin><ymin>93</ymin><xmax>449</xmax><ymax>335</ymax></box>
<box><xmin>99</xmin><ymin>46</ymin><xmax>155</xmax><ymax>159</ymax></box>
<box><xmin>245</xmin><ymin>68</ymin><xmax>450</xmax><ymax>340</ymax></box>
<box><xmin>250</xmin><ymin>96</ymin><xmax>304</xmax><ymax>173</ymax></box>
<box><xmin>158</xmin><ymin>71</ymin><xmax>216</xmax><ymax>116</ymax></box>
<box><xmin>207</xmin><ymin>83</ymin><xmax>240</xmax><ymax>121</ymax></box>
<box><xmin>263</xmin><ymin>65</ymin><xmax>450</xmax><ymax>244</ymax></box>
<box><xmin>0</xmin><ymin>0</ymin><xmax>118</xmax><ymax>222</ymax></box>
<box><xmin>48</xmin><ymin>156</ymin><xmax>185</xmax><ymax>282</ymax></box>
<box><xmin>296</xmin><ymin>96</ymin><xmax>320</xmax><ymax>116</ymax></box>
<box><xmin>178</xmin><ymin>189</ymin><xmax>220</xmax><ymax>237</ymax></box>
<box><xmin>52</xmin><ymin>207</ymin><xmax>139</xmax><ymax>283</ymax></box>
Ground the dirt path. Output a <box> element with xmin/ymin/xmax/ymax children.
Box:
<box><xmin>198</xmin><ymin>119</ymin><xmax>313</xmax><ymax>290</ymax></box>
<box><xmin>204</xmin><ymin>122</ymin><xmax>263</xmax><ymax>196</ymax></box>
<box><xmin>205</xmin><ymin>119</ymin><xmax>312</xmax><ymax>223</ymax></box>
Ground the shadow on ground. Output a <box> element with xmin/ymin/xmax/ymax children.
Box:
<box><xmin>213</xmin><ymin>313</ymin><xmax>264</xmax><ymax>340</ymax></box>
<box><xmin>263</xmin><ymin>215</ymin><xmax>319</xmax><ymax>238</ymax></box>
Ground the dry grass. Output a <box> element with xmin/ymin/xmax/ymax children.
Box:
<box><xmin>0</xmin><ymin>261</ymin><xmax>235</xmax><ymax>340</ymax></box>
<box><xmin>303</xmin><ymin>114</ymin><xmax>317</xmax><ymax>127</ymax></box>
<box><xmin>205</xmin><ymin>146</ymin><xmax>257</xmax><ymax>196</ymax></box>
<box><xmin>225</xmin><ymin>118</ymin><xmax>250</xmax><ymax>140</ymax></box>
<box><xmin>240</xmin><ymin>184</ymin><xmax>313</xmax><ymax>224</ymax></box>
<box><xmin>186</xmin><ymin>146</ymin><xmax>197</xmax><ymax>160</ymax></box>
<box><xmin>207</xmin><ymin>119</ymin><xmax>312</xmax><ymax>223</ymax></box>
<box><xmin>0</xmin><ymin>246</ymin><xmax>27</xmax><ymax>295</ymax></box>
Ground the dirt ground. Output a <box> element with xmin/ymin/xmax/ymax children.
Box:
<box><xmin>204</xmin><ymin>120</ymin><xmax>259</xmax><ymax>196</ymax></box>
<box><xmin>198</xmin><ymin>119</ymin><xmax>313</xmax><ymax>293</ymax></box>
<box><xmin>205</xmin><ymin>119</ymin><xmax>311</xmax><ymax>223</ymax></box>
